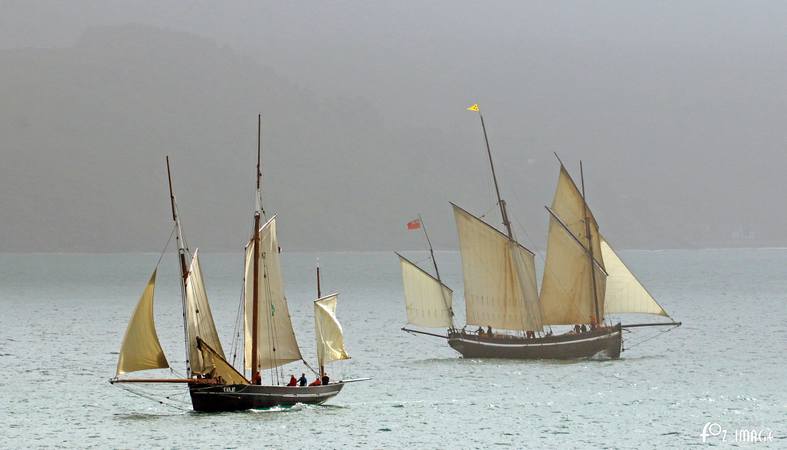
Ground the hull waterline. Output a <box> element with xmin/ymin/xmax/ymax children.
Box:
<box><xmin>189</xmin><ymin>382</ymin><xmax>345</xmax><ymax>412</ymax></box>
<box><xmin>448</xmin><ymin>324</ymin><xmax>622</xmax><ymax>360</ymax></box>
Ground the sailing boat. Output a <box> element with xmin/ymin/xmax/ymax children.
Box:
<box><xmin>399</xmin><ymin>104</ymin><xmax>680</xmax><ymax>360</ymax></box>
<box><xmin>111</xmin><ymin>121</ymin><xmax>359</xmax><ymax>410</ymax></box>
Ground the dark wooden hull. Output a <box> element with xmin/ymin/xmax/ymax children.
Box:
<box><xmin>448</xmin><ymin>324</ymin><xmax>622</xmax><ymax>360</ymax></box>
<box><xmin>188</xmin><ymin>382</ymin><xmax>345</xmax><ymax>412</ymax></box>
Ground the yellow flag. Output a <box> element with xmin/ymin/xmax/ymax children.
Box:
<box><xmin>466</xmin><ymin>103</ymin><xmax>480</xmax><ymax>112</ymax></box>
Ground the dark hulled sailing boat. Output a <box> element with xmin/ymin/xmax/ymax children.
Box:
<box><xmin>111</xmin><ymin>120</ymin><xmax>359</xmax><ymax>411</ymax></box>
<box><xmin>399</xmin><ymin>104</ymin><xmax>680</xmax><ymax>360</ymax></box>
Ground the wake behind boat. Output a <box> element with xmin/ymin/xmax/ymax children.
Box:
<box><xmin>111</xmin><ymin>117</ymin><xmax>365</xmax><ymax>411</ymax></box>
<box><xmin>398</xmin><ymin>104</ymin><xmax>680</xmax><ymax>360</ymax></box>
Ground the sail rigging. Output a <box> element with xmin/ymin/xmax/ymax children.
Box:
<box><xmin>184</xmin><ymin>249</ymin><xmax>226</xmax><ymax>375</ymax></box>
<box><xmin>244</xmin><ymin>216</ymin><xmax>303</xmax><ymax>371</ymax></box>
<box><xmin>314</xmin><ymin>294</ymin><xmax>351</xmax><ymax>369</ymax></box>
<box><xmin>398</xmin><ymin>253</ymin><xmax>454</xmax><ymax>328</ymax></box>
<box><xmin>600</xmin><ymin>237</ymin><xmax>670</xmax><ymax>317</ymax></box>
<box><xmin>116</xmin><ymin>270</ymin><xmax>169</xmax><ymax>376</ymax></box>
<box><xmin>539</xmin><ymin>166</ymin><xmax>607</xmax><ymax>325</ymax></box>
<box><xmin>452</xmin><ymin>203</ymin><xmax>542</xmax><ymax>331</ymax></box>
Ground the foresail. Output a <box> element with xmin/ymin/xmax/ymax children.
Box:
<box><xmin>314</xmin><ymin>294</ymin><xmax>351</xmax><ymax>367</ymax></box>
<box><xmin>452</xmin><ymin>203</ymin><xmax>542</xmax><ymax>331</ymax></box>
<box><xmin>398</xmin><ymin>254</ymin><xmax>453</xmax><ymax>328</ymax></box>
<box><xmin>196</xmin><ymin>337</ymin><xmax>250</xmax><ymax>385</ymax></box>
<box><xmin>539</xmin><ymin>166</ymin><xmax>606</xmax><ymax>325</ymax></box>
<box><xmin>116</xmin><ymin>270</ymin><xmax>169</xmax><ymax>376</ymax></box>
<box><xmin>244</xmin><ymin>216</ymin><xmax>303</xmax><ymax>371</ymax></box>
<box><xmin>184</xmin><ymin>250</ymin><xmax>226</xmax><ymax>375</ymax></box>
<box><xmin>601</xmin><ymin>238</ymin><xmax>669</xmax><ymax>317</ymax></box>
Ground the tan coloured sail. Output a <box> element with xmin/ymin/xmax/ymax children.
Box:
<box><xmin>184</xmin><ymin>249</ymin><xmax>226</xmax><ymax>375</ymax></box>
<box><xmin>539</xmin><ymin>166</ymin><xmax>606</xmax><ymax>325</ymax></box>
<box><xmin>314</xmin><ymin>294</ymin><xmax>351</xmax><ymax>368</ymax></box>
<box><xmin>196</xmin><ymin>337</ymin><xmax>250</xmax><ymax>385</ymax></box>
<box><xmin>452</xmin><ymin>204</ymin><xmax>542</xmax><ymax>331</ymax></box>
<box><xmin>116</xmin><ymin>270</ymin><xmax>169</xmax><ymax>376</ymax></box>
<box><xmin>601</xmin><ymin>238</ymin><xmax>669</xmax><ymax>316</ymax></box>
<box><xmin>398</xmin><ymin>254</ymin><xmax>453</xmax><ymax>328</ymax></box>
<box><xmin>244</xmin><ymin>216</ymin><xmax>303</xmax><ymax>371</ymax></box>
<box><xmin>550</xmin><ymin>166</ymin><xmax>604</xmax><ymax>258</ymax></box>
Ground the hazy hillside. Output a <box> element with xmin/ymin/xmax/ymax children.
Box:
<box><xmin>1</xmin><ymin>22</ymin><xmax>784</xmax><ymax>252</ymax></box>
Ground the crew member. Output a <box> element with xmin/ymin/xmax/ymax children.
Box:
<box><xmin>298</xmin><ymin>373</ymin><xmax>307</xmax><ymax>387</ymax></box>
<box><xmin>309</xmin><ymin>377</ymin><xmax>322</xmax><ymax>386</ymax></box>
<box><xmin>287</xmin><ymin>374</ymin><xmax>298</xmax><ymax>386</ymax></box>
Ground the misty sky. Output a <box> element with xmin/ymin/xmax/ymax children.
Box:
<box><xmin>1</xmin><ymin>1</ymin><xmax>785</xmax><ymax>252</ymax></box>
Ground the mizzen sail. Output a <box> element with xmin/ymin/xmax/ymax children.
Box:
<box><xmin>452</xmin><ymin>203</ymin><xmax>542</xmax><ymax>331</ymax></box>
<box><xmin>398</xmin><ymin>253</ymin><xmax>454</xmax><ymax>328</ymax></box>
<box><xmin>244</xmin><ymin>216</ymin><xmax>303</xmax><ymax>371</ymax></box>
<box><xmin>116</xmin><ymin>270</ymin><xmax>169</xmax><ymax>376</ymax></box>
<box><xmin>314</xmin><ymin>294</ymin><xmax>351</xmax><ymax>368</ymax></box>
<box><xmin>184</xmin><ymin>249</ymin><xmax>225</xmax><ymax>375</ymax></box>
<box><xmin>539</xmin><ymin>166</ymin><xmax>607</xmax><ymax>325</ymax></box>
<box><xmin>601</xmin><ymin>238</ymin><xmax>669</xmax><ymax>317</ymax></box>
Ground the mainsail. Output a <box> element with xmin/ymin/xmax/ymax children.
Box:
<box><xmin>244</xmin><ymin>216</ymin><xmax>303</xmax><ymax>371</ymax></box>
<box><xmin>184</xmin><ymin>249</ymin><xmax>225</xmax><ymax>375</ymax></box>
<box><xmin>601</xmin><ymin>237</ymin><xmax>669</xmax><ymax>316</ymax></box>
<box><xmin>314</xmin><ymin>294</ymin><xmax>351</xmax><ymax>368</ymax></box>
<box><xmin>398</xmin><ymin>254</ymin><xmax>453</xmax><ymax>328</ymax></box>
<box><xmin>116</xmin><ymin>270</ymin><xmax>169</xmax><ymax>376</ymax></box>
<box><xmin>452</xmin><ymin>203</ymin><xmax>542</xmax><ymax>331</ymax></box>
<box><xmin>539</xmin><ymin>166</ymin><xmax>607</xmax><ymax>325</ymax></box>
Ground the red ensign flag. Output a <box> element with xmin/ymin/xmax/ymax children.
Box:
<box><xmin>406</xmin><ymin>219</ymin><xmax>421</xmax><ymax>230</ymax></box>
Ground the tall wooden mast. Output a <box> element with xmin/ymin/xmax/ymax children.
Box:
<box><xmin>165</xmin><ymin>156</ymin><xmax>192</xmax><ymax>375</ymax></box>
<box><xmin>473</xmin><ymin>107</ymin><xmax>514</xmax><ymax>239</ymax></box>
<box><xmin>316</xmin><ymin>260</ymin><xmax>323</xmax><ymax>378</ymax></box>
<box><xmin>579</xmin><ymin>161</ymin><xmax>602</xmax><ymax>326</ymax></box>
<box><xmin>316</xmin><ymin>259</ymin><xmax>321</xmax><ymax>298</ymax></box>
<box><xmin>250</xmin><ymin>115</ymin><xmax>262</xmax><ymax>384</ymax></box>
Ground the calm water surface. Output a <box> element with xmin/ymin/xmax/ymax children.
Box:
<box><xmin>1</xmin><ymin>249</ymin><xmax>785</xmax><ymax>448</ymax></box>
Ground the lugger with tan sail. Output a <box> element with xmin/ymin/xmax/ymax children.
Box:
<box><xmin>111</xmin><ymin>117</ymin><xmax>365</xmax><ymax>411</ymax></box>
<box><xmin>398</xmin><ymin>104</ymin><xmax>680</xmax><ymax>360</ymax></box>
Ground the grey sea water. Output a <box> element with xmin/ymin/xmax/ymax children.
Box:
<box><xmin>1</xmin><ymin>249</ymin><xmax>785</xmax><ymax>448</ymax></box>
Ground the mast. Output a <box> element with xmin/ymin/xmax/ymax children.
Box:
<box><xmin>165</xmin><ymin>156</ymin><xmax>192</xmax><ymax>375</ymax></box>
<box><xmin>316</xmin><ymin>260</ymin><xmax>323</xmax><ymax>378</ymax></box>
<box><xmin>250</xmin><ymin>114</ymin><xmax>262</xmax><ymax>384</ymax></box>
<box><xmin>579</xmin><ymin>161</ymin><xmax>602</xmax><ymax>326</ymax></box>
<box><xmin>418</xmin><ymin>214</ymin><xmax>454</xmax><ymax>327</ymax></box>
<box><xmin>316</xmin><ymin>259</ymin><xmax>321</xmax><ymax>298</ymax></box>
<box><xmin>474</xmin><ymin>107</ymin><xmax>514</xmax><ymax>239</ymax></box>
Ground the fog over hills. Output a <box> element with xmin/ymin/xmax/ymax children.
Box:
<box><xmin>1</xmin><ymin>2</ymin><xmax>786</xmax><ymax>252</ymax></box>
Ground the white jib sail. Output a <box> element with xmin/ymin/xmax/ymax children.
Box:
<box><xmin>601</xmin><ymin>237</ymin><xmax>669</xmax><ymax>316</ymax></box>
<box><xmin>244</xmin><ymin>216</ymin><xmax>303</xmax><ymax>371</ymax></box>
<box><xmin>314</xmin><ymin>294</ymin><xmax>351</xmax><ymax>368</ymax></box>
<box><xmin>398</xmin><ymin>254</ymin><xmax>453</xmax><ymax>328</ymax></box>
<box><xmin>116</xmin><ymin>269</ymin><xmax>169</xmax><ymax>376</ymax></box>
<box><xmin>184</xmin><ymin>249</ymin><xmax>226</xmax><ymax>375</ymax></box>
<box><xmin>452</xmin><ymin>203</ymin><xmax>542</xmax><ymax>332</ymax></box>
